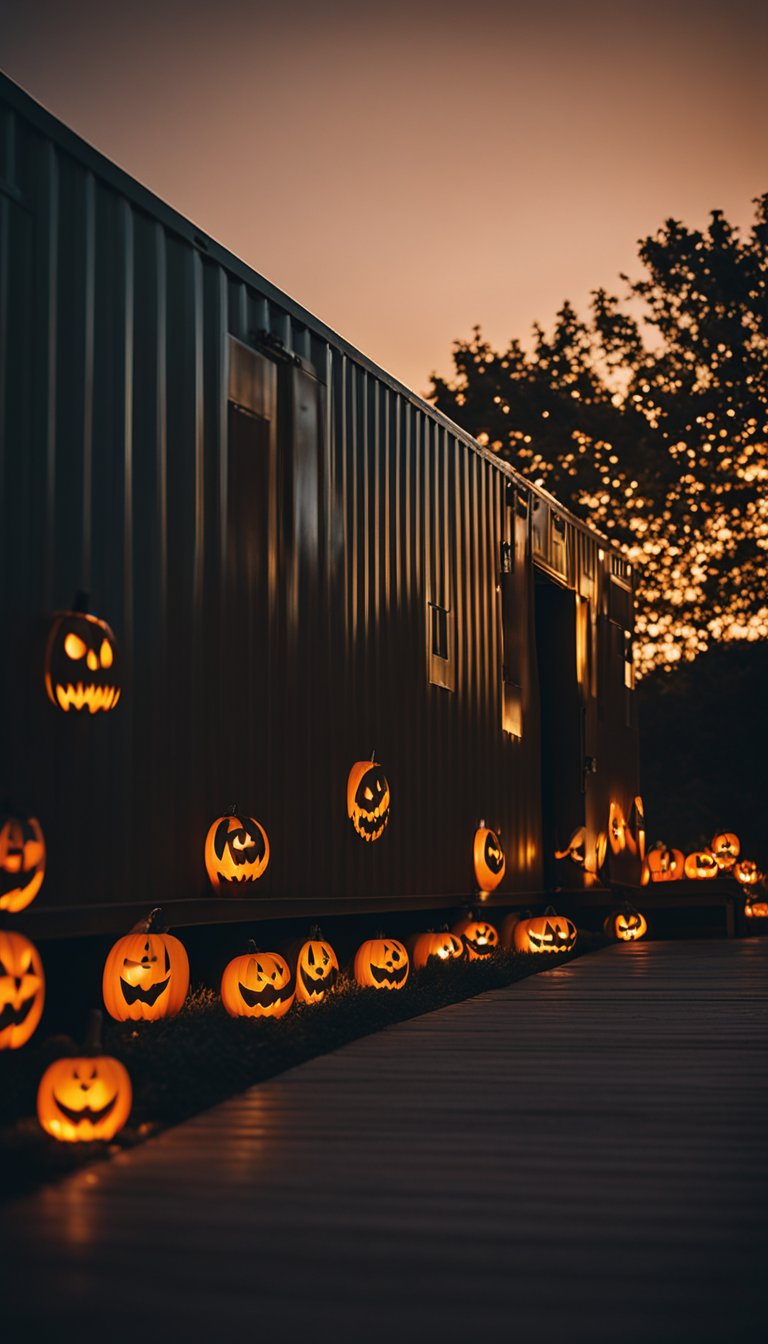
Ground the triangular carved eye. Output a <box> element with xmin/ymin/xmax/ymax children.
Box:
<box><xmin>307</xmin><ymin>945</ymin><xmax>315</xmax><ymax>967</ymax></box>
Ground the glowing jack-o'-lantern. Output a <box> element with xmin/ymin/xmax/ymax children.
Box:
<box><xmin>473</xmin><ymin>826</ymin><xmax>505</xmax><ymax>892</ymax></box>
<box><xmin>608</xmin><ymin>802</ymin><xmax>627</xmax><ymax>855</ymax></box>
<box><xmin>408</xmin><ymin>928</ymin><xmax>465</xmax><ymax>970</ymax></box>
<box><xmin>221</xmin><ymin>944</ymin><xmax>295</xmax><ymax>1018</ymax></box>
<box><xmin>354</xmin><ymin>937</ymin><xmax>409</xmax><ymax>990</ymax></box>
<box><xmin>0</xmin><ymin>809</ymin><xmax>46</xmax><ymax>912</ymax></box>
<box><xmin>555</xmin><ymin>827</ymin><xmax>586</xmax><ymax>866</ymax></box>
<box><xmin>684</xmin><ymin>851</ymin><xmax>719</xmax><ymax>880</ymax></box>
<box><xmin>44</xmin><ymin>600</ymin><xmax>121</xmax><ymax>713</ymax></box>
<box><xmin>347</xmin><ymin>760</ymin><xmax>391</xmax><ymax>842</ymax></box>
<box><xmin>734</xmin><ymin>859</ymin><xmax>761</xmax><ymax>887</ymax></box>
<box><xmin>626</xmin><ymin>796</ymin><xmax>646</xmax><ymax>861</ymax></box>
<box><xmin>0</xmin><ymin>930</ymin><xmax>45</xmax><ymax>1050</ymax></box>
<box><xmin>603</xmin><ymin>908</ymin><xmax>648</xmax><ymax>942</ymax></box>
<box><xmin>452</xmin><ymin>917</ymin><xmax>499</xmax><ymax>961</ymax></box>
<box><xmin>293</xmin><ymin>930</ymin><xmax>339</xmax><ymax>1005</ymax></box>
<box><xmin>710</xmin><ymin>833</ymin><xmax>740</xmax><ymax>870</ymax></box>
<box><xmin>102</xmin><ymin>909</ymin><xmax>189</xmax><ymax>1022</ymax></box>
<box><xmin>205</xmin><ymin>809</ymin><xmax>270</xmax><ymax>890</ymax></box>
<box><xmin>513</xmin><ymin>907</ymin><xmax>577</xmax><ymax>954</ymax></box>
<box><xmin>646</xmin><ymin>844</ymin><xmax>684</xmax><ymax>883</ymax></box>
<box><xmin>744</xmin><ymin>900</ymin><xmax>768</xmax><ymax>918</ymax></box>
<box><xmin>37</xmin><ymin>1015</ymin><xmax>132</xmax><ymax>1143</ymax></box>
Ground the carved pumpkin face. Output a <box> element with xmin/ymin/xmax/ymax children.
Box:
<box><xmin>554</xmin><ymin>827</ymin><xmax>586</xmax><ymax>866</ymax></box>
<box><xmin>684</xmin><ymin>851</ymin><xmax>718</xmax><ymax>880</ymax></box>
<box><xmin>221</xmin><ymin>950</ymin><xmax>295</xmax><ymax>1018</ymax></box>
<box><xmin>347</xmin><ymin>761</ymin><xmax>391</xmax><ymax>842</ymax></box>
<box><xmin>205</xmin><ymin>812</ymin><xmax>270</xmax><ymax>890</ymax></box>
<box><xmin>37</xmin><ymin>1054</ymin><xmax>132</xmax><ymax>1142</ymax></box>
<box><xmin>473</xmin><ymin>827</ymin><xmax>505</xmax><ymax>892</ymax></box>
<box><xmin>608</xmin><ymin>802</ymin><xmax>627</xmax><ymax>855</ymax></box>
<box><xmin>646</xmin><ymin>845</ymin><xmax>684</xmax><ymax>882</ymax></box>
<box><xmin>734</xmin><ymin>860</ymin><xmax>761</xmax><ymax>887</ymax></box>
<box><xmin>513</xmin><ymin>910</ymin><xmax>577</xmax><ymax>954</ymax></box>
<box><xmin>0</xmin><ymin>810</ymin><xmax>46</xmax><ymax>912</ymax></box>
<box><xmin>44</xmin><ymin>610</ymin><xmax>121</xmax><ymax>713</ymax></box>
<box><xmin>102</xmin><ymin>931</ymin><xmax>190</xmax><ymax>1022</ymax></box>
<box><xmin>354</xmin><ymin>938</ymin><xmax>409</xmax><ymax>990</ymax></box>
<box><xmin>744</xmin><ymin>900</ymin><xmax>768</xmax><ymax>918</ymax></box>
<box><xmin>710</xmin><ymin>832</ymin><xmax>740</xmax><ymax>869</ymax></box>
<box><xmin>453</xmin><ymin>918</ymin><xmax>499</xmax><ymax>961</ymax></box>
<box><xmin>0</xmin><ymin>931</ymin><xmax>45</xmax><ymax>1050</ymax></box>
<box><xmin>294</xmin><ymin>937</ymin><xmax>339</xmax><ymax>1004</ymax></box>
<box><xmin>409</xmin><ymin>930</ymin><xmax>465</xmax><ymax>971</ymax></box>
<box><xmin>604</xmin><ymin>910</ymin><xmax>648</xmax><ymax>942</ymax></box>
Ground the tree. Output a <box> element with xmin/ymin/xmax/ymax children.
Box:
<box><xmin>429</xmin><ymin>196</ymin><xmax>768</xmax><ymax>675</ymax></box>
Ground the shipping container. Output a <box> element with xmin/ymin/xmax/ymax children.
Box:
<box><xmin>0</xmin><ymin>73</ymin><xmax>641</xmax><ymax>938</ymax></box>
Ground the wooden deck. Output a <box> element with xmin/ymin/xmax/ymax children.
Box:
<box><xmin>2</xmin><ymin>939</ymin><xmax>767</xmax><ymax>1342</ymax></box>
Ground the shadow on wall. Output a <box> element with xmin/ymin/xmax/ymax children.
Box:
<box><xmin>638</xmin><ymin>643</ymin><xmax>768</xmax><ymax>868</ymax></box>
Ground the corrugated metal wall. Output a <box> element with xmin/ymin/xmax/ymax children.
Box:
<box><xmin>0</xmin><ymin>76</ymin><xmax>640</xmax><ymax>933</ymax></box>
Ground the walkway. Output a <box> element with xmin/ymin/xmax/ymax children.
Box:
<box><xmin>2</xmin><ymin>940</ymin><xmax>767</xmax><ymax>1343</ymax></box>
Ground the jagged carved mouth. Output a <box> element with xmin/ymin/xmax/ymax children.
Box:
<box><xmin>466</xmin><ymin>938</ymin><xmax>495</xmax><ymax>958</ymax></box>
<box><xmin>300</xmin><ymin>964</ymin><xmax>336</xmax><ymax>996</ymax></box>
<box><xmin>54</xmin><ymin>683</ymin><xmax>120</xmax><ymax>713</ymax></box>
<box><xmin>53</xmin><ymin>1093</ymin><xmax>118</xmax><ymax>1127</ymax></box>
<box><xmin>354</xmin><ymin>808</ymin><xmax>390</xmax><ymax>841</ymax></box>
<box><xmin>239</xmin><ymin>979</ymin><xmax>293</xmax><ymax>1009</ymax></box>
<box><xmin>217</xmin><ymin>870</ymin><xmax>263</xmax><ymax>884</ymax></box>
<box><xmin>0</xmin><ymin>865</ymin><xmax>39</xmax><ymax>897</ymax></box>
<box><xmin>370</xmin><ymin>962</ymin><xmax>407</xmax><ymax>987</ymax></box>
<box><xmin>0</xmin><ymin>993</ymin><xmax>36</xmax><ymax>1031</ymax></box>
<box><xmin>119</xmin><ymin>975</ymin><xmax>171</xmax><ymax>1006</ymax></box>
<box><xmin>529</xmin><ymin>924</ymin><xmax>575</xmax><ymax>952</ymax></box>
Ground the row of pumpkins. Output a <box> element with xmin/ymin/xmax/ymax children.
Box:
<box><xmin>642</xmin><ymin>831</ymin><xmax>766</xmax><ymax>896</ymax></box>
<box><xmin>8</xmin><ymin>904</ymin><xmax>647</xmax><ymax>1146</ymax></box>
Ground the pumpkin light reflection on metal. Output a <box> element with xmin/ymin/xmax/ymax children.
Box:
<box><xmin>347</xmin><ymin>760</ymin><xmax>391</xmax><ymax>842</ymax></box>
<box><xmin>473</xmin><ymin>824</ymin><xmax>505</xmax><ymax>892</ymax></box>
<box><xmin>0</xmin><ymin>808</ymin><xmax>46</xmax><ymax>912</ymax></box>
<box><xmin>44</xmin><ymin>597</ymin><xmax>121</xmax><ymax>714</ymax></box>
<box><xmin>0</xmin><ymin>930</ymin><xmax>45</xmax><ymax>1050</ymax></box>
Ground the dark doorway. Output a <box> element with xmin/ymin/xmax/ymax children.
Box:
<box><xmin>534</xmin><ymin>574</ymin><xmax>584</xmax><ymax>888</ymax></box>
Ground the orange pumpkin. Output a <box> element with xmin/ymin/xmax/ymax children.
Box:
<box><xmin>102</xmin><ymin>909</ymin><xmax>189</xmax><ymax>1022</ymax></box>
<box><xmin>347</xmin><ymin>760</ymin><xmax>391</xmax><ymax>842</ymax></box>
<box><xmin>0</xmin><ymin>930</ymin><xmax>45</xmax><ymax>1050</ymax></box>
<box><xmin>554</xmin><ymin>827</ymin><xmax>586</xmax><ymax>866</ymax></box>
<box><xmin>608</xmin><ymin>802</ymin><xmax>627</xmax><ymax>855</ymax></box>
<box><xmin>626</xmin><ymin>796</ymin><xmax>646</xmax><ymax>861</ymax></box>
<box><xmin>205</xmin><ymin>809</ymin><xmax>270</xmax><ymax>890</ymax></box>
<box><xmin>354</xmin><ymin>937</ymin><xmax>409</xmax><ymax>990</ymax></box>
<box><xmin>38</xmin><ymin>1054</ymin><xmax>131</xmax><ymax>1143</ymax></box>
<box><xmin>293</xmin><ymin>930</ymin><xmax>339</xmax><ymax>1005</ymax></box>
<box><xmin>452</xmin><ymin>917</ymin><xmax>499</xmax><ymax>961</ymax></box>
<box><xmin>646</xmin><ymin>844</ymin><xmax>684</xmax><ymax>883</ymax></box>
<box><xmin>408</xmin><ymin>929</ymin><xmax>465</xmax><ymax>970</ymax></box>
<box><xmin>744</xmin><ymin>900</ymin><xmax>768</xmax><ymax>918</ymax></box>
<box><xmin>684</xmin><ymin>851</ymin><xmax>718</xmax><ymax>880</ymax></box>
<box><xmin>710</xmin><ymin>832</ymin><xmax>740</xmax><ymax>869</ymax></box>
<box><xmin>734</xmin><ymin>859</ymin><xmax>761</xmax><ymax>887</ymax></box>
<box><xmin>603</xmin><ymin>908</ymin><xmax>648</xmax><ymax>942</ymax></box>
<box><xmin>473</xmin><ymin>826</ymin><xmax>505</xmax><ymax>892</ymax></box>
<box><xmin>221</xmin><ymin>945</ymin><xmax>295</xmax><ymax>1018</ymax></box>
<box><xmin>0</xmin><ymin>809</ymin><xmax>46</xmax><ymax>912</ymax></box>
<box><xmin>513</xmin><ymin>907</ymin><xmax>577</xmax><ymax>954</ymax></box>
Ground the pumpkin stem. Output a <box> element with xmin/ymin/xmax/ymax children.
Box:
<box><xmin>248</xmin><ymin>939</ymin><xmax>260</xmax><ymax>953</ymax></box>
<box><xmin>73</xmin><ymin>589</ymin><xmax>91</xmax><ymax>612</ymax></box>
<box><xmin>309</xmin><ymin>925</ymin><xmax>323</xmax><ymax>940</ymax></box>
<box><xmin>543</xmin><ymin>904</ymin><xmax>557</xmax><ymax>916</ymax></box>
<box><xmin>370</xmin><ymin>747</ymin><xmax>376</xmax><ymax>763</ymax></box>
<box><xmin>145</xmin><ymin>907</ymin><xmax>163</xmax><ymax>933</ymax></box>
<box><xmin>84</xmin><ymin>1009</ymin><xmax>103</xmax><ymax>1051</ymax></box>
<box><xmin>230</xmin><ymin>803</ymin><xmax>238</xmax><ymax>816</ymax></box>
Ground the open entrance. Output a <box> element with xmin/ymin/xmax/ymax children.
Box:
<box><xmin>534</xmin><ymin>573</ymin><xmax>584</xmax><ymax>889</ymax></box>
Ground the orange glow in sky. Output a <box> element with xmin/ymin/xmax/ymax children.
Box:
<box><xmin>2</xmin><ymin>0</ymin><xmax>765</xmax><ymax>396</ymax></box>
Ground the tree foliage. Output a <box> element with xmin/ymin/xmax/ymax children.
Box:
<box><xmin>429</xmin><ymin>197</ymin><xmax>768</xmax><ymax>674</ymax></box>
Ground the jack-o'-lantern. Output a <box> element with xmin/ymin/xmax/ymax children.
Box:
<box><xmin>603</xmin><ymin>908</ymin><xmax>648</xmax><ymax>942</ymax></box>
<box><xmin>205</xmin><ymin>809</ymin><xmax>270</xmax><ymax>890</ymax></box>
<box><xmin>744</xmin><ymin>900</ymin><xmax>768</xmax><ymax>918</ymax></box>
<box><xmin>37</xmin><ymin>1026</ymin><xmax>132</xmax><ymax>1143</ymax></box>
<box><xmin>555</xmin><ymin>827</ymin><xmax>586</xmax><ymax>866</ymax></box>
<box><xmin>0</xmin><ymin>809</ymin><xmax>46</xmax><ymax>912</ymax></box>
<box><xmin>293</xmin><ymin>930</ymin><xmax>339</xmax><ymax>1004</ymax></box>
<box><xmin>221</xmin><ymin>944</ymin><xmax>295</xmax><ymax>1018</ymax></box>
<box><xmin>684</xmin><ymin>851</ymin><xmax>718</xmax><ymax>880</ymax></box>
<box><xmin>452</xmin><ymin>917</ymin><xmax>499</xmax><ymax>961</ymax></box>
<box><xmin>408</xmin><ymin>928</ymin><xmax>465</xmax><ymax>970</ymax></box>
<box><xmin>513</xmin><ymin>907</ymin><xmax>577</xmax><ymax>954</ymax></box>
<box><xmin>0</xmin><ymin>930</ymin><xmax>45</xmax><ymax>1050</ymax></box>
<box><xmin>44</xmin><ymin>601</ymin><xmax>121</xmax><ymax>713</ymax></box>
<box><xmin>473</xmin><ymin>826</ymin><xmax>505</xmax><ymax>892</ymax></box>
<box><xmin>733</xmin><ymin>859</ymin><xmax>761</xmax><ymax>887</ymax></box>
<box><xmin>594</xmin><ymin>831</ymin><xmax>608</xmax><ymax>871</ymax></box>
<box><xmin>500</xmin><ymin>911</ymin><xmax>523</xmax><ymax>948</ymax></box>
<box><xmin>626</xmin><ymin>796</ymin><xmax>646</xmax><ymax>861</ymax></box>
<box><xmin>347</xmin><ymin>760</ymin><xmax>391</xmax><ymax>842</ymax></box>
<box><xmin>354</xmin><ymin>937</ymin><xmax>409</xmax><ymax>989</ymax></box>
<box><xmin>646</xmin><ymin>844</ymin><xmax>684</xmax><ymax>882</ymax></box>
<box><xmin>102</xmin><ymin>909</ymin><xmax>189</xmax><ymax>1021</ymax></box>
<box><xmin>710</xmin><ymin>833</ymin><xmax>740</xmax><ymax>870</ymax></box>
<box><xmin>608</xmin><ymin>802</ymin><xmax>627</xmax><ymax>855</ymax></box>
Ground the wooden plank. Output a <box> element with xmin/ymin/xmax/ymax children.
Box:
<box><xmin>1</xmin><ymin>939</ymin><xmax>767</xmax><ymax>1343</ymax></box>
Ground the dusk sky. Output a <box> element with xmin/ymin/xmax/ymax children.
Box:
<box><xmin>2</xmin><ymin>0</ymin><xmax>765</xmax><ymax>395</ymax></box>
